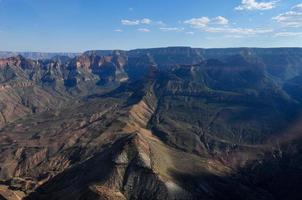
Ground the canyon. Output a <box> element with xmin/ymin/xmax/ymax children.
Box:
<box><xmin>0</xmin><ymin>47</ymin><xmax>302</xmax><ymax>199</ymax></box>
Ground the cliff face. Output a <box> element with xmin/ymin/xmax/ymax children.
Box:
<box><xmin>1</xmin><ymin>47</ymin><xmax>302</xmax><ymax>199</ymax></box>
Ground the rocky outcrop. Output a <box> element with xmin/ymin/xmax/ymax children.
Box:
<box><xmin>23</xmin><ymin>83</ymin><xmax>232</xmax><ymax>200</ymax></box>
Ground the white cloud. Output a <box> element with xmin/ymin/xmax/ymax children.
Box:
<box><xmin>121</xmin><ymin>19</ymin><xmax>140</xmax><ymax>26</ymax></box>
<box><xmin>141</xmin><ymin>18</ymin><xmax>152</xmax><ymax>24</ymax></box>
<box><xmin>184</xmin><ymin>15</ymin><xmax>272</xmax><ymax>36</ymax></box>
<box><xmin>292</xmin><ymin>4</ymin><xmax>302</xmax><ymax>11</ymax></box>
<box><xmin>114</xmin><ymin>29</ymin><xmax>123</xmax><ymax>32</ymax></box>
<box><xmin>204</xmin><ymin>27</ymin><xmax>273</xmax><ymax>35</ymax></box>
<box><xmin>137</xmin><ymin>28</ymin><xmax>150</xmax><ymax>32</ymax></box>
<box><xmin>184</xmin><ymin>17</ymin><xmax>210</xmax><ymax>28</ymax></box>
<box><xmin>212</xmin><ymin>16</ymin><xmax>229</xmax><ymax>25</ymax></box>
<box><xmin>235</xmin><ymin>0</ymin><xmax>277</xmax><ymax>11</ymax></box>
<box><xmin>121</xmin><ymin>18</ymin><xmax>152</xmax><ymax>26</ymax></box>
<box><xmin>184</xmin><ymin>16</ymin><xmax>229</xmax><ymax>28</ymax></box>
<box><xmin>274</xmin><ymin>32</ymin><xmax>302</xmax><ymax>37</ymax></box>
<box><xmin>160</xmin><ymin>27</ymin><xmax>184</xmax><ymax>32</ymax></box>
<box><xmin>155</xmin><ymin>21</ymin><xmax>166</xmax><ymax>26</ymax></box>
<box><xmin>273</xmin><ymin>11</ymin><xmax>302</xmax><ymax>27</ymax></box>
<box><xmin>273</xmin><ymin>4</ymin><xmax>302</xmax><ymax>28</ymax></box>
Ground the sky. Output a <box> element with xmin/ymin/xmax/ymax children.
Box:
<box><xmin>0</xmin><ymin>0</ymin><xmax>302</xmax><ymax>52</ymax></box>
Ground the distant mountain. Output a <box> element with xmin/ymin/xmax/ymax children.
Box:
<box><xmin>0</xmin><ymin>51</ymin><xmax>80</xmax><ymax>60</ymax></box>
<box><xmin>1</xmin><ymin>47</ymin><xmax>302</xmax><ymax>200</ymax></box>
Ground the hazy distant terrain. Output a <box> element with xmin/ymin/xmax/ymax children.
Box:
<box><xmin>1</xmin><ymin>47</ymin><xmax>302</xmax><ymax>200</ymax></box>
<box><xmin>0</xmin><ymin>51</ymin><xmax>80</xmax><ymax>60</ymax></box>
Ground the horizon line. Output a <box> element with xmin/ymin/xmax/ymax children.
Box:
<box><xmin>1</xmin><ymin>46</ymin><xmax>302</xmax><ymax>54</ymax></box>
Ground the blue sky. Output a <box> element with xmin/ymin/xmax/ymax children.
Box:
<box><xmin>0</xmin><ymin>0</ymin><xmax>301</xmax><ymax>52</ymax></box>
